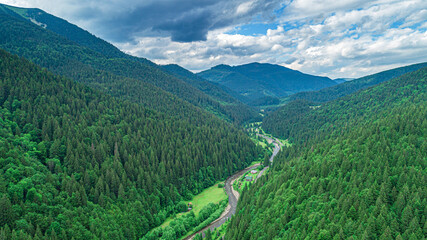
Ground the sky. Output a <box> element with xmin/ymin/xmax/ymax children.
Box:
<box><xmin>1</xmin><ymin>0</ymin><xmax>426</xmax><ymax>78</ymax></box>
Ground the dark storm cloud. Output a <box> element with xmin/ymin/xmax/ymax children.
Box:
<box><xmin>154</xmin><ymin>9</ymin><xmax>213</xmax><ymax>42</ymax></box>
<box><xmin>71</xmin><ymin>0</ymin><xmax>284</xmax><ymax>42</ymax></box>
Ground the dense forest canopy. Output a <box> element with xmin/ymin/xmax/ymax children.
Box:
<box><xmin>287</xmin><ymin>62</ymin><xmax>427</xmax><ymax>104</ymax></box>
<box><xmin>160</xmin><ymin>64</ymin><xmax>260</xmax><ymax>124</ymax></box>
<box><xmin>0</xmin><ymin>4</ymin><xmax>256</xmax><ymax>125</ymax></box>
<box><xmin>227</xmin><ymin>68</ymin><xmax>427</xmax><ymax>239</ymax></box>
<box><xmin>1</xmin><ymin>3</ymin><xmax>426</xmax><ymax>240</ymax></box>
<box><xmin>263</xmin><ymin>65</ymin><xmax>427</xmax><ymax>144</ymax></box>
<box><xmin>197</xmin><ymin>63</ymin><xmax>336</xmax><ymax>103</ymax></box>
<box><xmin>0</xmin><ymin>49</ymin><xmax>263</xmax><ymax>239</ymax></box>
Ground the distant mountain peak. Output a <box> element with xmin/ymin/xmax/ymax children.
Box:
<box><xmin>211</xmin><ymin>64</ymin><xmax>232</xmax><ymax>71</ymax></box>
<box><xmin>198</xmin><ymin>62</ymin><xmax>336</xmax><ymax>104</ymax></box>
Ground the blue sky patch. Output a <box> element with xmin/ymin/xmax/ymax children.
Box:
<box><xmin>229</xmin><ymin>22</ymin><xmax>280</xmax><ymax>36</ymax></box>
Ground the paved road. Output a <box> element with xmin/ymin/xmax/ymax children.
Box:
<box><xmin>184</xmin><ymin>164</ymin><xmax>260</xmax><ymax>240</ymax></box>
<box><xmin>184</xmin><ymin>134</ymin><xmax>284</xmax><ymax>239</ymax></box>
<box><xmin>255</xmin><ymin>134</ymin><xmax>282</xmax><ymax>181</ymax></box>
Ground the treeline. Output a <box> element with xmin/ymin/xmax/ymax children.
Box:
<box><xmin>0</xmin><ymin>50</ymin><xmax>262</xmax><ymax>239</ymax></box>
<box><xmin>0</xmin><ymin>7</ymin><xmax>256</xmax><ymax>125</ymax></box>
<box><xmin>143</xmin><ymin>201</ymin><xmax>227</xmax><ymax>240</ymax></box>
<box><xmin>226</xmin><ymin>68</ymin><xmax>426</xmax><ymax>239</ymax></box>
<box><xmin>161</xmin><ymin>64</ymin><xmax>260</xmax><ymax>125</ymax></box>
<box><xmin>262</xmin><ymin>99</ymin><xmax>314</xmax><ymax>141</ymax></box>
<box><xmin>265</xmin><ymin>63</ymin><xmax>427</xmax><ymax>140</ymax></box>
<box><xmin>287</xmin><ymin>62</ymin><xmax>427</xmax><ymax>104</ymax></box>
<box><xmin>263</xmin><ymin>67</ymin><xmax>427</xmax><ymax>144</ymax></box>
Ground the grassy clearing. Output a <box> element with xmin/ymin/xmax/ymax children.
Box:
<box><xmin>233</xmin><ymin>165</ymin><xmax>264</xmax><ymax>194</ymax></box>
<box><xmin>247</xmin><ymin>123</ymin><xmax>292</xmax><ymax>148</ymax></box>
<box><xmin>248</xmin><ymin>160</ymin><xmax>261</xmax><ymax>167</ymax></box>
<box><xmin>190</xmin><ymin>183</ymin><xmax>227</xmax><ymax>215</ymax></box>
<box><xmin>159</xmin><ymin>182</ymin><xmax>227</xmax><ymax>229</ymax></box>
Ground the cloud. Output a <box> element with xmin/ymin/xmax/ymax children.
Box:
<box><xmin>1</xmin><ymin>0</ymin><xmax>426</xmax><ymax>78</ymax></box>
<box><xmin>118</xmin><ymin>0</ymin><xmax>427</xmax><ymax>78</ymax></box>
<box><xmin>0</xmin><ymin>0</ymin><xmax>284</xmax><ymax>42</ymax></box>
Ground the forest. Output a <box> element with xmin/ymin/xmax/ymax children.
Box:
<box><xmin>227</xmin><ymin>68</ymin><xmax>426</xmax><ymax>239</ymax></box>
<box><xmin>0</xmin><ymin>49</ymin><xmax>263</xmax><ymax>239</ymax></box>
<box><xmin>0</xmin><ymin>3</ymin><xmax>426</xmax><ymax>240</ymax></box>
<box><xmin>0</xmin><ymin>5</ymin><xmax>257</xmax><ymax>125</ymax></box>
<box><xmin>287</xmin><ymin>62</ymin><xmax>427</xmax><ymax>104</ymax></box>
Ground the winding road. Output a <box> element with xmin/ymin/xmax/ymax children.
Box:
<box><xmin>184</xmin><ymin>134</ymin><xmax>283</xmax><ymax>239</ymax></box>
<box><xmin>183</xmin><ymin>164</ymin><xmax>259</xmax><ymax>239</ymax></box>
<box><xmin>256</xmin><ymin>133</ymin><xmax>283</xmax><ymax>180</ymax></box>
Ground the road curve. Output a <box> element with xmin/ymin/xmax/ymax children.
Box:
<box><xmin>255</xmin><ymin>134</ymin><xmax>282</xmax><ymax>180</ymax></box>
<box><xmin>183</xmin><ymin>164</ymin><xmax>260</xmax><ymax>240</ymax></box>
<box><xmin>184</xmin><ymin>134</ymin><xmax>283</xmax><ymax>239</ymax></box>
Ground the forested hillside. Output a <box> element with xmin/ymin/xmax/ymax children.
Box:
<box><xmin>0</xmin><ymin>50</ymin><xmax>262</xmax><ymax>239</ymax></box>
<box><xmin>262</xmin><ymin>99</ymin><xmax>314</xmax><ymax>139</ymax></box>
<box><xmin>0</xmin><ymin>3</ymin><xmax>255</xmax><ymax>125</ymax></box>
<box><xmin>161</xmin><ymin>64</ymin><xmax>259</xmax><ymax>124</ymax></box>
<box><xmin>0</xmin><ymin>4</ymin><xmax>151</xmax><ymax>64</ymax></box>
<box><xmin>197</xmin><ymin>63</ymin><xmax>336</xmax><ymax>103</ymax></box>
<box><xmin>288</xmin><ymin>62</ymin><xmax>427</xmax><ymax>103</ymax></box>
<box><xmin>264</xmin><ymin>63</ymin><xmax>427</xmax><ymax>139</ymax></box>
<box><xmin>161</xmin><ymin>64</ymin><xmax>248</xmax><ymax>103</ymax></box>
<box><xmin>227</xmin><ymin>68</ymin><xmax>427</xmax><ymax>239</ymax></box>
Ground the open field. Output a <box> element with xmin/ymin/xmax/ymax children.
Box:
<box><xmin>159</xmin><ymin>182</ymin><xmax>227</xmax><ymax>228</ymax></box>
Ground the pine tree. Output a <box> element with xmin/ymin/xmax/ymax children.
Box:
<box><xmin>0</xmin><ymin>195</ymin><xmax>13</xmax><ymax>227</ymax></box>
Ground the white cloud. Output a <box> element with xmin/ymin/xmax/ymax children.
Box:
<box><xmin>236</xmin><ymin>1</ymin><xmax>254</xmax><ymax>15</ymax></box>
<box><xmin>1</xmin><ymin>0</ymin><xmax>426</xmax><ymax>78</ymax></box>
<box><xmin>120</xmin><ymin>0</ymin><xmax>426</xmax><ymax>78</ymax></box>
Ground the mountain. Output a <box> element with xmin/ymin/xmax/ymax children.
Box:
<box><xmin>0</xmin><ymin>3</ymin><xmax>254</xmax><ymax>125</ymax></box>
<box><xmin>0</xmin><ymin>48</ymin><xmax>263</xmax><ymax>239</ymax></box>
<box><xmin>161</xmin><ymin>64</ymin><xmax>260</xmax><ymax>124</ymax></box>
<box><xmin>0</xmin><ymin>3</ymin><xmax>153</xmax><ymax>64</ymax></box>
<box><xmin>333</xmin><ymin>78</ymin><xmax>352</xmax><ymax>84</ymax></box>
<box><xmin>227</xmin><ymin>67</ymin><xmax>427</xmax><ymax>239</ymax></box>
<box><xmin>288</xmin><ymin>62</ymin><xmax>427</xmax><ymax>103</ymax></box>
<box><xmin>197</xmin><ymin>63</ymin><xmax>337</xmax><ymax>103</ymax></box>
<box><xmin>0</xmin><ymin>4</ymin><xmax>266</xmax><ymax>238</ymax></box>
<box><xmin>161</xmin><ymin>64</ymin><xmax>250</xmax><ymax>103</ymax></box>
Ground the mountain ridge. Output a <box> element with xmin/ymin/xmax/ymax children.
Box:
<box><xmin>227</xmin><ymin>66</ymin><xmax>427</xmax><ymax>239</ymax></box>
<box><xmin>287</xmin><ymin>61</ymin><xmax>427</xmax><ymax>104</ymax></box>
<box><xmin>0</xmin><ymin>3</ymin><xmax>255</xmax><ymax>125</ymax></box>
<box><xmin>197</xmin><ymin>62</ymin><xmax>337</xmax><ymax>103</ymax></box>
<box><xmin>0</xmin><ymin>48</ymin><xmax>262</xmax><ymax>239</ymax></box>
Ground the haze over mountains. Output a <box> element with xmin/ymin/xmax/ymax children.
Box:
<box><xmin>228</xmin><ymin>67</ymin><xmax>427</xmax><ymax>239</ymax></box>
<box><xmin>0</xmin><ymin>3</ymin><xmax>263</xmax><ymax>239</ymax></box>
<box><xmin>0</xmin><ymin>3</ymin><xmax>259</xmax><ymax>125</ymax></box>
<box><xmin>287</xmin><ymin>62</ymin><xmax>427</xmax><ymax>104</ymax></box>
<box><xmin>0</xmin><ymin>2</ymin><xmax>425</xmax><ymax>240</ymax></box>
<box><xmin>198</xmin><ymin>63</ymin><xmax>337</xmax><ymax>103</ymax></box>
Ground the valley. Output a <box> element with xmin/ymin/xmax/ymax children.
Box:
<box><xmin>188</xmin><ymin>134</ymin><xmax>283</xmax><ymax>239</ymax></box>
<box><xmin>0</xmin><ymin>2</ymin><xmax>425</xmax><ymax>240</ymax></box>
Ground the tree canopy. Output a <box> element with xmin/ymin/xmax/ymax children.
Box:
<box><xmin>227</xmin><ymin>68</ymin><xmax>427</xmax><ymax>239</ymax></box>
<box><xmin>0</xmin><ymin>49</ymin><xmax>263</xmax><ymax>239</ymax></box>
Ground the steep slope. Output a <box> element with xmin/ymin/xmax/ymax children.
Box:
<box><xmin>198</xmin><ymin>64</ymin><xmax>265</xmax><ymax>100</ymax></box>
<box><xmin>0</xmin><ymin>3</ymin><xmax>152</xmax><ymax>64</ymax></box>
<box><xmin>227</xmin><ymin>67</ymin><xmax>427</xmax><ymax>239</ymax></box>
<box><xmin>0</xmin><ymin>49</ymin><xmax>262</xmax><ymax>239</ymax></box>
<box><xmin>161</xmin><ymin>64</ymin><xmax>260</xmax><ymax>124</ymax></box>
<box><xmin>288</xmin><ymin>62</ymin><xmax>427</xmax><ymax>103</ymax></box>
<box><xmin>161</xmin><ymin>64</ymin><xmax>248</xmax><ymax>104</ymax></box>
<box><xmin>262</xmin><ymin>99</ymin><xmax>314</xmax><ymax>139</ymax></box>
<box><xmin>0</xmin><ymin>3</ymin><xmax>250</xmax><ymax>125</ymax></box>
<box><xmin>264</xmin><ymin>63</ymin><xmax>427</xmax><ymax>141</ymax></box>
<box><xmin>197</xmin><ymin>63</ymin><xmax>336</xmax><ymax>103</ymax></box>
